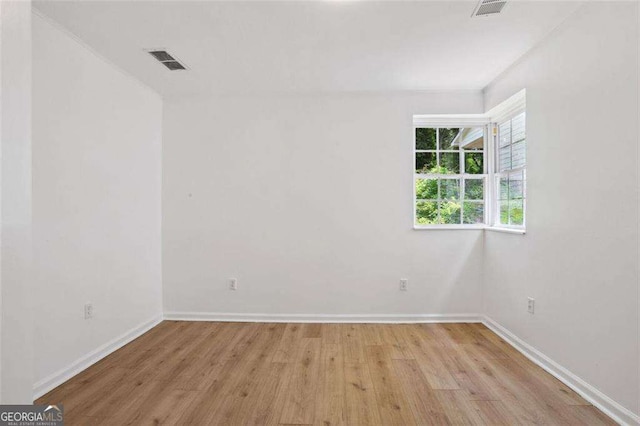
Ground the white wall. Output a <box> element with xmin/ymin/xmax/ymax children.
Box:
<box><xmin>163</xmin><ymin>92</ymin><xmax>484</xmax><ymax>317</ymax></box>
<box><xmin>32</xmin><ymin>14</ymin><xmax>163</xmax><ymax>390</ymax></box>
<box><xmin>1</xmin><ymin>0</ymin><xmax>34</xmax><ymax>404</ymax></box>
<box><xmin>483</xmin><ymin>2</ymin><xmax>639</xmax><ymax>418</ymax></box>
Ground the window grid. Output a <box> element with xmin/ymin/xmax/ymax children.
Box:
<box><xmin>495</xmin><ymin>112</ymin><xmax>526</xmax><ymax>228</ymax></box>
<box><xmin>414</xmin><ymin>127</ymin><xmax>487</xmax><ymax>226</ymax></box>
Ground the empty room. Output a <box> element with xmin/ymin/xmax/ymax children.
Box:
<box><xmin>1</xmin><ymin>0</ymin><xmax>639</xmax><ymax>424</ymax></box>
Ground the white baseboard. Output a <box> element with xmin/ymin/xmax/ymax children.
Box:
<box><xmin>163</xmin><ymin>311</ymin><xmax>481</xmax><ymax>324</ymax></box>
<box><xmin>32</xmin><ymin>314</ymin><xmax>163</xmax><ymax>401</ymax></box>
<box><xmin>482</xmin><ymin>316</ymin><xmax>640</xmax><ymax>426</ymax></box>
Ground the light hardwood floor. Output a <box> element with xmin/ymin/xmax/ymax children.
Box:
<box><xmin>37</xmin><ymin>321</ymin><xmax>615</xmax><ymax>425</ymax></box>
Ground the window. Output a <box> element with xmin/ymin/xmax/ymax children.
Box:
<box><xmin>413</xmin><ymin>92</ymin><xmax>526</xmax><ymax>231</ymax></box>
<box><xmin>414</xmin><ymin>126</ymin><xmax>487</xmax><ymax>226</ymax></box>
<box><xmin>494</xmin><ymin>111</ymin><xmax>526</xmax><ymax>228</ymax></box>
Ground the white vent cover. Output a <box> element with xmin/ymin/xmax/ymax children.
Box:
<box><xmin>472</xmin><ymin>0</ymin><xmax>507</xmax><ymax>17</ymax></box>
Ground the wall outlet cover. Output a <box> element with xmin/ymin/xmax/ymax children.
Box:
<box><xmin>400</xmin><ymin>279</ymin><xmax>408</xmax><ymax>291</ymax></box>
<box><xmin>527</xmin><ymin>297</ymin><xmax>535</xmax><ymax>314</ymax></box>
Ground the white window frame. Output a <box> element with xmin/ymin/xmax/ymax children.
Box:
<box><xmin>413</xmin><ymin>89</ymin><xmax>526</xmax><ymax>234</ymax></box>
<box><xmin>412</xmin><ymin>116</ymin><xmax>490</xmax><ymax>230</ymax></box>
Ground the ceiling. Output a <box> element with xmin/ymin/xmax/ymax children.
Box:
<box><xmin>34</xmin><ymin>1</ymin><xmax>583</xmax><ymax>99</ymax></box>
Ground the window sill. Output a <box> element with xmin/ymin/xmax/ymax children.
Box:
<box><xmin>484</xmin><ymin>226</ymin><xmax>526</xmax><ymax>235</ymax></box>
<box><xmin>413</xmin><ymin>225</ymin><xmax>526</xmax><ymax>234</ymax></box>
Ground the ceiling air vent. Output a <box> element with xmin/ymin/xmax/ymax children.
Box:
<box><xmin>147</xmin><ymin>50</ymin><xmax>187</xmax><ymax>71</ymax></box>
<box><xmin>472</xmin><ymin>0</ymin><xmax>507</xmax><ymax>17</ymax></box>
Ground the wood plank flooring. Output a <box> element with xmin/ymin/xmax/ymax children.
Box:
<box><xmin>36</xmin><ymin>321</ymin><xmax>615</xmax><ymax>425</ymax></box>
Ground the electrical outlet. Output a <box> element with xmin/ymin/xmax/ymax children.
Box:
<box><xmin>527</xmin><ymin>297</ymin><xmax>535</xmax><ymax>314</ymax></box>
<box><xmin>229</xmin><ymin>278</ymin><xmax>238</xmax><ymax>291</ymax></box>
<box><xmin>399</xmin><ymin>279</ymin><xmax>408</xmax><ymax>291</ymax></box>
<box><xmin>84</xmin><ymin>303</ymin><xmax>93</xmax><ymax>319</ymax></box>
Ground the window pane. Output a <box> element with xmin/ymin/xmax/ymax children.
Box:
<box><xmin>500</xmin><ymin>200</ymin><xmax>509</xmax><ymax>224</ymax></box>
<box><xmin>416</xmin><ymin>152</ymin><xmax>436</xmax><ymax>173</ymax></box>
<box><xmin>512</xmin><ymin>140</ymin><xmax>526</xmax><ymax>168</ymax></box>
<box><xmin>463</xmin><ymin>202</ymin><xmax>484</xmax><ymax>224</ymax></box>
<box><xmin>460</xmin><ymin>127</ymin><xmax>484</xmax><ymax>150</ymax></box>
<box><xmin>438</xmin><ymin>201</ymin><xmax>461</xmax><ymax>224</ymax></box>
<box><xmin>438</xmin><ymin>128</ymin><xmax>460</xmax><ymax>150</ymax></box>
<box><xmin>415</xmin><ymin>128</ymin><xmax>436</xmax><ymax>150</ymax></box>
<box><xmin>464</xmin><ymin>179</ymin><xmax>484</xmax><ymax>200</ymax></box>
<box><xmin>499</xmin><ymin>147</ymin><xmax>511</xmax><ymax>172</ymax></box>
<box><xmin>512</xmin><ymin>112</ymin><xmax>526</xmax><ymax>143</ymax></box>
<box><xmin>499</xmin><ymin>176</ymin><xmax>509</xmax><ymax>200</ymax></box>
<box><xmin>440</xmin><ymin>179</ymin><xmax>460</xmax><ymax>200</ymax></box>
<box><xmin>509</xmin><ymin>200</ymin><xmax>524</xmax><ymax>225</ymax></box>
<box><xmin>465</xmin><ymin>152</ymin><xmax>483</xmax><ymax>174</ymax></box>
<box><xmin>439</xmin><ymin>152</ymin><xmax>460</xmax><ymax>174</ymax></box>
<box><xmin>499</xmin><ymin>121</ymin><xmax>511</xmax><ymax>147</ymax></box>
<box><xmin>415</xmin><ymin>178</ymin><xmax>438</xmax><ymax>200</ymax></box>
<box><xmin>509</xmin><ymin>172</ymin><xmax>524</xmax><ymax>199</ymax></box>
<box><xmin>416</xmin><ymin>201</ymin><xmax>438</xmax><ymax>225</ymax></box>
